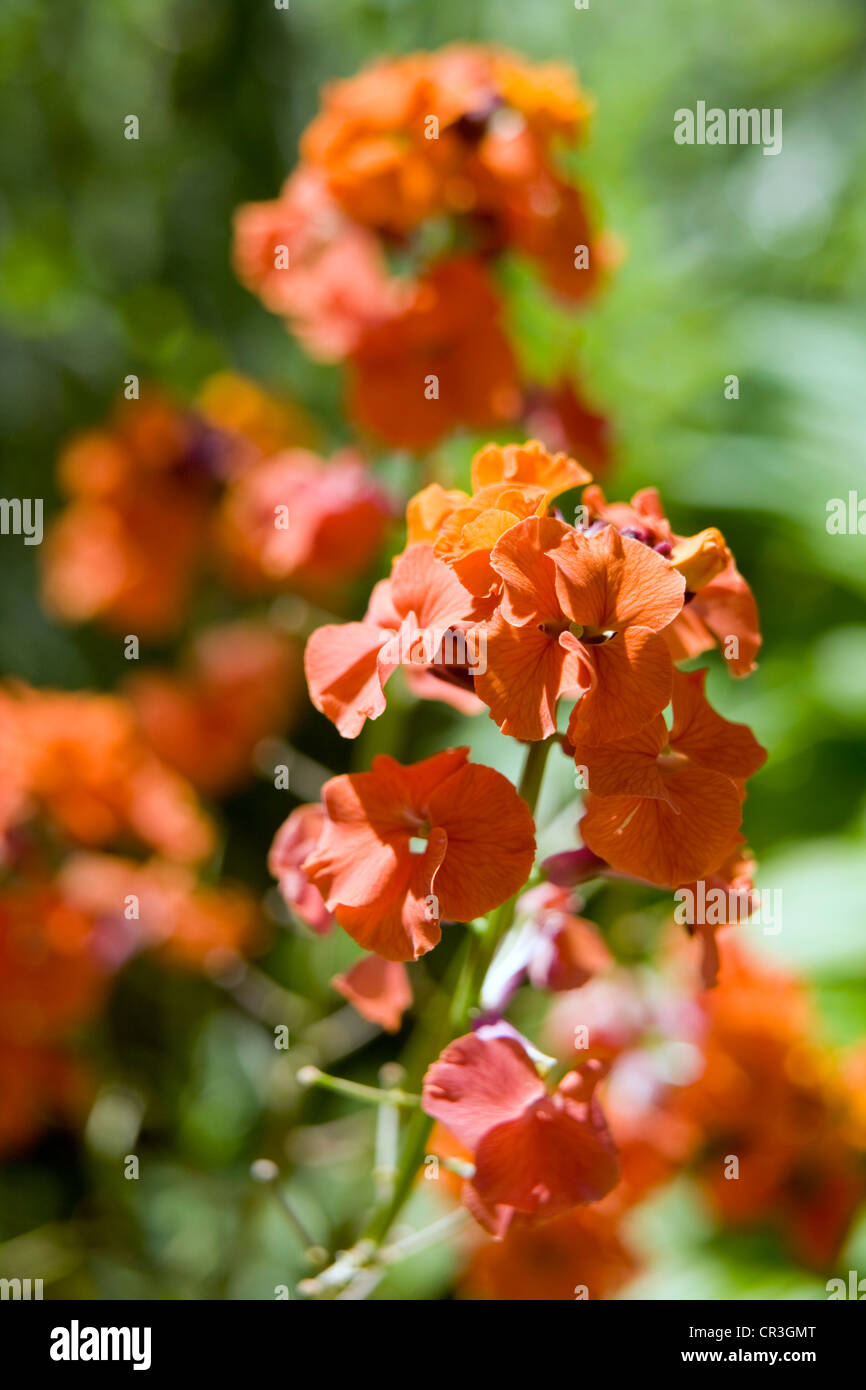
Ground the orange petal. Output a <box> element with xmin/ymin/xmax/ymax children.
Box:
<box><xmin>331</xmin><ymin>956</ymin><xmax>412</xmax><ymax>1031</ymax></box>
<box><xmin>471</xmin><ymin>439</ymin><xmax>591</xmax><ymax>499</ymax></box>
<box><xmin>304</xmin><ymin>621</ymin><xmax>390</xmax><ymax>738</ymax></box>
<box><xmin>569</xmin><ymin>717</ymin><xmax>668</xmax><ymax>799</ymax></box>
<box><xmin>579</xmin><ymin>765</ymin><xmax>744</xmax><ymax>887</ymax></box>
<box><xmin>390</xmin><ymin>542</ymin><xmax>479</xmax><ymax>629</ymax></box>
<box><xmin>406</xmin><ymin>483</ymin><xmax>468</xmax><ymax>546</ymax></box>
<box><xmin>489</xmin><ymin>515</ymin><xmax>571</xmax><ymax>625</ymax></box>
<box><xmin>671</xmin><ymin>528</ymin><xmax>730</xmax><ymax>592</ymax></box>
<box><xmin>670</xmin><ymin>668</ymin><xmax>767</xmax><ymax>781</ymax></box>
<box><xmin>475</xmin><ymin>611</ymin><xmax>588</xmax><ymax>741</ymax></box>
<box><xmin>429</xmin><ymin>762</ymin><xmax>536</xmax><ymax>922</ymax></box>
<box><xmin>552</xmin><ymin>525</ymin><xmax>685</xmax><ymax>632</ymax></box>
<box><xmin>667</xmin><ymin>558</ymin><xmax>761</xmax><ymax>677</ymax></box>
<box><xmin>472</xmin><ymin>1084</ymin><xmax>618</xmax><ymax>1217</ymax></box>
<box><xmin>566</xmin><ymin>626</ymin><xmax>673</xmax><ymax>743</ymax></box>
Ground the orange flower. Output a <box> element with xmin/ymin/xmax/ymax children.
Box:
<box><xmin>42</xmin><ymin>393</ymin><xmax>215</xmax><ymax>638</ymax></box>
<box><xmin>304</xmin><ymin>543</ymin><xmax>479</xmax><ymax>738</ymax></box>
<box><xmin>474</xmin><ymin>517</ymin><xmax>685</xmax><ymax>741</ymax></box>
<box><xmin>127</xmin><ymin>622</ymin><xmax>302</xmax><ymax>797</ymax></box>
<box><xmin>423</xmin><ymin>1032</ymin><xmax>618</xmax><ymax>1234</ymax></box>
<box><xmin>58</xmin><ymin>853</ymin><xmax>260</xmax><ymax>973</ymax></box>
<box><xmin>217</xmin><ymin>447</ymin><xmax>392</xmax><ymax>599</ymax></box>
<box><xmin>582</xmin><ymin>485</ymin><xmax>761</xmax><ymax>677</ymax></box>
<box><xmin>462</xmin><ymin>1205</ymin><xmax>636</xmax><ymax>1301</ymax></box>
<box><xmin>297</xmin><ymin>45</ymin><xmax>600</xmax><ymax>297</ymax></box>
<box><xmin>299</xmin><ymin>54</ymin><xmax>456</xmax><ymax>235</ymax></box>
<box><xmin>675</xmin><ymin>941</ymin><xmax>865</xmax><ymax>1268</ymax></box>
<box><xmin>232</xmin><ymin>169</ymin><xmax>405</xmax><ymax>360</ymax></box>
<box><xmin>571</xmin><ymin>668</ymin><xmax>767</xmax><ymax>887</ymax></box>
<box><xmin>0</xmin><ymin>880</ymin><xmax>110</xmax><ymax>1046</ymax></box>
<box><xmin>302</xmin><ymin>747</ymin><xmax>536</xmax><ymax>961</ymax></box>
<box><xmin>346</xmin><ymin>258</ymin><xmax>521</xmax><ymax>450</ymax></box>
<box><xmin>42</xmin><ymin>380</ymin><xmax>312</xmax><ymax>638</ymax></box>
<box><xmin>0</xmin><ymin>684</ymin><xmax>215</xmax><ymax>864</ymax></box>
<box><xmin>469</xmin><ymin>438</ymin><xmax>592</xmax><ymax>498</ymax></box>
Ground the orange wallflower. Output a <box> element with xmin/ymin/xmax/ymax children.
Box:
<box><xmin>474</xmin><ymin>517</ymin><xmax>684</xmax><ymax>741</ymax></box>
<box><xmin>305</xmin><ymin>543</ymin><xmax>479</xmax><ymax>738</ymax></box>
<box><xmin>232</xmin><ymin>169</ymin><xmax>405</xmax><ymax>360</ymax></box>
<box><xmin>217</xmin><ymin>446</ymin><xmax>393</xmax><ymax>599</ymax></box>
<box><xmin>300</xmin><ymin>47</ymin><xmax>591</xmax><ymax>237</ymax></box>
<box><xmin>582</xmin><ymin>485</ymin><xmax>761</xmax><ymax>677</ymax></box>
<box><xmin>346</xmin><ymin>258</ymin><xmax>521</xmax><ymax>450</ymax></box>
<box><xmin>571</xmin><ymin>668</ymin><xmax>766</xmax><ymax>887</ymax></box>
<box><xmin>302</xmin><ymin>748</ymin><xmax>536</xmax><ymax>961</ymax></box>
<box><xmin>0</xmin><ymin>685</ymin><xmax>215</xmax><ymax>864</ymax></box>
<box><xmin>43</xmin><ymin>380</ymin><xmax>312</xmax><ymax>637</ymax></box>
<box><xmin>423</xmin><ymin>1031</ymin><xmax>618</xmax><ymax>1236</ymax></box>
<box><xmin>299</xmin><ymin>54</ymin><xmax>457</xmax><ymax>235</ymax></box>
<box><xmin>462</xmin><ymin>1205</ymin><xmax>637</xmax><ymax>1301</ymax></box>
<box><xmin>296</xmin><ymin>45</ymin><xmax>601</xmax><ymax>305</ymax></box>
<box><xmin>675</xmin><ymin>942</ymin><xmax>865</xmax><ymax>1268</ymax></box>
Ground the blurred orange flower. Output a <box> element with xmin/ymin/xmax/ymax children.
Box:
<box><xmin>462</xmin><ymin>1204</ymin><xmax>636</xmax><ymax>1301</ymax></box>
<box><xmin>217</xmin><ymin>446</ymin><xmax>393</xmax><ymax>599</ymax></box>
<box><xmin>346</xmin><ymin>257</ymin><xmax>521</xmax><ymax>450</ymax></box>
<box><xmin>0</xmin><ymin>684</ymin><xmax>215</xmax><ymax>864</ymax></box>
<box><xmin>127</xmin><ymin>621</ymin><xmax>302</xmax><ymax>797</ymax></box>
<box><xmin>676</xmin><ymin>941</ymin><xmax>866</xmax><ymax>1268</ymax></box>
<box><xmin>42</xmin><ymin>379</ymin><xmax>314</xmax><ymax>638</ymax></box>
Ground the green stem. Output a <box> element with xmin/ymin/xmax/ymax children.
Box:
<box><xmin>298</xmin><ymin>1066</ymin><xmax>420</xmax><ymax>1110</ymax></box>
<box><xmin>466</xmin><ymin>735</ymin><xmax>554</xmax><ymax>997</ymax></box>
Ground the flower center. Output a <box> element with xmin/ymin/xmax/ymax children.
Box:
<box><xmin>408</xmin><ymin>819</ymin><xmax>432</xmax><ymax>854</ymax></box>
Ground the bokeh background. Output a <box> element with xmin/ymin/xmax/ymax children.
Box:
<box><xmin>1</xmin><ymin>0</ymin><xmax>865</xmax><ymax>1299</ymax></box>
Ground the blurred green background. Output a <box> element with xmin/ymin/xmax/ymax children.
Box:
<box><xmin>1</xmin><ymin>0</ymin><xmax>865</xmax><ymax>1299</ymax></box>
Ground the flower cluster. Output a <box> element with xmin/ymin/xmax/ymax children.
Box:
<box><xmin>234</xmin><ymin>47</ymin><xmax>612</xmax><ymax>454</ymax></box>
<box><xmin>42</xmin><ymin>374</ymin><xmax>392</xmax><ymax>638</ymax></box>
<box><xmin>0</xmin><ymin>683</ymin><xmax>259</xmax><ymax>1156</ymax></box>
<box><xmin>274</xmin><ymin>435</ymin><xmax>770</xmax><ymax>1251</ymax></box>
